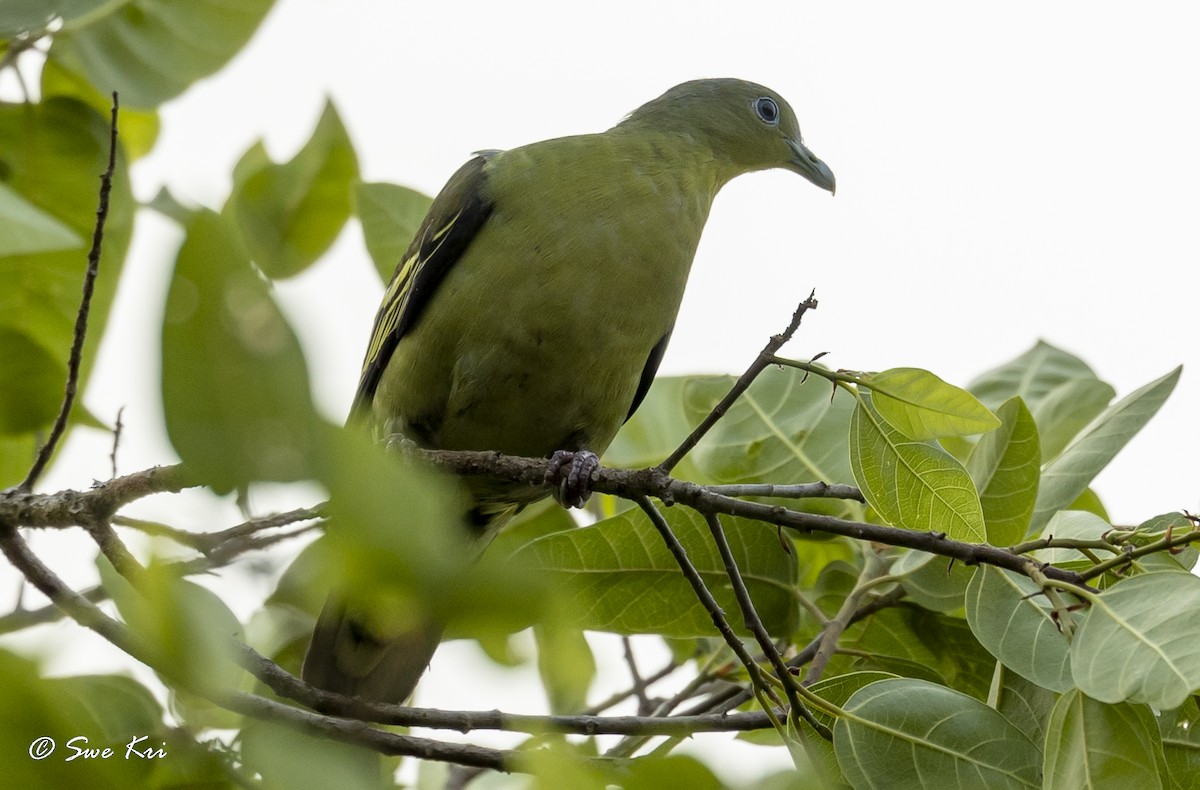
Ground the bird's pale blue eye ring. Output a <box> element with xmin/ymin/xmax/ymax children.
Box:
<box><xmin>755</xmin><ymin>97</ymin><xmax>779</xmax><ymax>125</ymax></box>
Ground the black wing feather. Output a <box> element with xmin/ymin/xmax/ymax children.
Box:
<box><xmin>625</xmin><ymin>331</ymin><xmax>672</xmax><ymax>422</ymax></box>
<box><xmin>351</xmin><ymin>153</ymin><xmax>496</xmax><ymax>420</ymax></box>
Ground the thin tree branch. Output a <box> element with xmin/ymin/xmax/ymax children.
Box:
<box><xmin>706</xmin><ymin>482</ymin><xmax>864</xmax><ymax>501</ymax></box>
<box><xmin>658</xmin><ymin>292</ymin><xmax>818</xmax><ymax>473</ymax></box>
<box><xmin>21</xmin><ymin>92</ymin><xmax>120</xmax><ymax>492</ymax></box>
<box><xmin>701</xmin><ymin>510</ymin><xmax>826</xmax><ymax>737</ymax></box>
<box><xmin>418</xmin><ymin>450</ymin><xmax>1088</xmax><ymax>586</ymax></box>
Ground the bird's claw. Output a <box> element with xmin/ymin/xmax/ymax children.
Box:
<box><xmin>546</xmin><ymin>449</ymin><xmax>600</xmax><ymax>509</ymax></box>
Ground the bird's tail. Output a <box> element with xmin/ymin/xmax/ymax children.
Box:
<box><xmin>302</xmin><ymin>595</ymin><xmax>445</xmax><ymax>704</ymax></box>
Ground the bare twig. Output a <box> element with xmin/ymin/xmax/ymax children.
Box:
<box><xmin>658</xmin><ymin>292</ymin><xmax>818</xmax><ymax>473</ymax></box>
<box><xmin>21</xmin><ymin>92</ymin><xmax>120</xmax><ymax>492</ymax></box>
<box><xmin>110</xmin><ymin>406</ymin><xmax>124</xmax><ymax>478</ymax></box>
<box><xmin>702</xmin><ymin>511</ymin><xmax>826</xmax><ymax>737</ymax></box>
<box><xmin>706</xmin><ymin>482</ymin><xmax>863</xmax><ymax>502</ymax></box>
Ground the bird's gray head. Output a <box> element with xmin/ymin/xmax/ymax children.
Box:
<box><xmin>618</xmin><ymin>78</ymin><xmax>835</xmax><ymax>194</ymax></box>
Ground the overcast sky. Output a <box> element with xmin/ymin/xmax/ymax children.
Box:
<box><xmin>8</xmin><ymin>1</ymin><xmax>1200</xmax><ymax>781</ymax></box>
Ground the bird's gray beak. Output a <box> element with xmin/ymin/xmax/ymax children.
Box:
<box><xmin>787</xmin><ymin>139</ymin><xmax>836</xmax><ymax>195</ymax></box>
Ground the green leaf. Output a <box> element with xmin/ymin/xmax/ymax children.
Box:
<box><xmin>620</xmin><ymin>755</ymin><xmax>725</xmax><ymax>790</ymax></box>
<box><xmin>849</xmin><ymin>395</ymin><xmax>985</xmax><ymax>542</ymax></box>
<box><xmin>965</xmin><ymin>397</ymin><xmax>1040</xmax><ymax>546</ymax></box>
<box><xmin>1031</xmin><ymin>510</ymin><xmax>1112</xmax><ymax>571</ymax></box>
<box><xmin>514</xmin><ymin>507</ymin><xmax>798</xmax><ymax>637</ymax></box>
<box><xmin>316</xmin><ymin>426</ymin><xmax>548</xmax><ymax>637</ymax></box>
<box><xmin>793</xmin><ymin>671</ymin><xmax>897</xmax><ymax>786</ymax></box>
<box><xmin>1043</xmin><ymin>690</ymin><xmax>1165</xmax><ymax>789</ymax></box>
<box><xmin>991</xmin><ymin>663</ymin><xmax>1058</xmax><ymax>747</ymax></box>
<box><xmin>40</xmin><ymin>57</ymin><xmax>160</xmax><ymax>160</ymax></box>
<box><xmin>354</xmin><ymin>181</ymin><xmax>432</xmax><ymax>283</ymax></box>
<box><xmin>970</xmin><ymin>340</ymin><xmax>1103</xmax><ymax>412</ymax></box>
<box><xmin>228</xmin><ymin>100</ymin><xmax>359</xmax><ymax>278</ymax></box>
<box><xmin>50</xmin><ymin>675</ymin><xmax>164</xmax><ymax>744</ymax></box>
<box><xmin>1032</xmin><ymin>377</ymin><xmax>1115</xmax><ymax>462</ymax></box>
<box><xmin>50</xmin><ymin>0</ymin><xmax>276</xmax><ymax>109</ymax></box>
<box><xmin>0</xmin><ymin>98</ymin><xmax>133</xmax><ymax>484</ymax></box>
<box><xmin>0</xmin><ymin>1</ymin><xmax>110</xmax><ymax>37</ymax></box>
<box><xmin>867</xmin><ymin>367</ymin><xmax>1000</xmax><ymax>440</ymax></box>
<box><xmin>160</xmin><ymin>210</ymin><xmax>320</xmax><ymax>492</ymax></box>
<box><xmin>893</xmin><ymin>550</ymin><xmax>973</xmax><ymax>613</ymax></box>
<box><xmin>534</xmin><ymin>625</ymin><xmax>596</xmax><ymax>714</ymax></box>
<box><xmin>1158</xmin><ymin>698</ymin><xmax>1200</xmax><ymax>790</ymax></box>
<box><xmin>0</xmin><ymin>327</ymin><xmax>66</xmax><ymax>434</ymax></box>
<box><xmin>1072</xmin><ymin>572</ymin><xmax>1200</xmax><ymax>710</ymax></box>
<box><xmin>965</xmin><ymin>565</ymin><xmax>1073</xmax><ymax>692</ymax></box>
<box><xmin>834</xmin><ymin>678</ymin><xmax>1041</xmax><ymax>788</ymax></box>
<box><xmin>1030</xmin><ymin>367</ymin><xmax>1180</xmax><ymax>533</ymax></box>
<box><xmin>241</xmin><ymin>719</ymin><xmax>390</xmax><ymax>790</ymax></box>
<box><xmin>681</xmin><ymin>367</ymin><xmax>857</xmax><ymax>495</ymax></box>
<box><xmin>842</xmin><ymin>607</ymin><xmax>996</xmax><ymax>700</ymax></box>
<box><xmin>96</xmin><ymin>556</ymin><xmax>244</xmax><ymax>694</ymax></box>
<box><xmin>0</xmin><ymin>180</ymin><xmax>83</xmax><ymax>255</ymax></box>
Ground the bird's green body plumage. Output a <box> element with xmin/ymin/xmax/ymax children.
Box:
<box><xmin>303</xmin><ymin>78</ymin><xmax>834</xmax><ymax>702</ymax></box>
<box><xmin>375</xmin><ymin>129</ymin><xmax>720</xmax><ymax>466</ymax></box>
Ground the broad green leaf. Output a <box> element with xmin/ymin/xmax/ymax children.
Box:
<box><xmin>1030</xmin><ymin>367</ymin><xmax>1180</xmax><ymax>533</ymax></box>
<box><xmin>1158</xmin><ymin>698</ymin><xmax>1200</xmax><ymax>790</ymax></box>
<box><xmin>354</xmin><ymin>181</ymin><xmax>432</xmax><ymax>283</ymax></box>
<box><xmin>605</xmin><ymin>376</ymin><xmax>708</xmax><ymax>484</ymax></box>
<box><xmin>0</xmin><ymin>649</ymin><xmax>151</xmax><ymax>790</ymax></box>
<box><xmin>849</xmin><ymin>395</ymin><xmax>985</xmax><ymax>542</ymax></box>
<box><xmin>965</xmin><ymin>566</ymin><xmax>1073</xmax><ymax>692</ymax></box>
<box><xmin>834</xmin><ymin>678</ymin><xmax>1041</xmax><ymax>789</ymax></box>
<box><xmin>96</xmin><ymin>556</ymin><xmax>244</xmax><ymax>694</ymax></box>
<box><xmin>893</xmin><ymin>550</ymin><xmax>973</xmax><ymax>612</ymax></box>
<box><xmin>0</xmin><ymin>327</ymin><xmax>66</xmax><ymax>434</ymax></box>
<box><xmin>0</xmin><ymin>1</ymin><xmax>110</xmax><ymax>37</ymax></box>
<box><xmin>50</xmin><ymin>0</ymin><xmax>276</xmax><ymax>109</ymax></box>
<box><xmin>793</xmin><ymin>670</ymin><xmax>897</xmax><ymax>787</ymax></box>
<box><xmin>681</xmin><ymin>366</ymin><xmax>856</xmax><ymax>496</ymax></box>
<box><xmin>867</xmin><ymin>367</ymin><xmax>1000</xmax><ymax>440</ymax></box>
<box><xmin>316</xmin><ymin>426</ymin><xmax>549</xmax><ymax>637</ymax></box>
<box><xmin>1043</xmin><ymin>690</ymin><xmax>1164</xmax><ymax>789</ymax></box>
<box><xmin>40</xmin><ymin>57</ymin><xmax>160</xmax><ymax>159</ymax></box>
<box><xmin>969</xmin><ymin>340</ymin><xmax>1103</xmax><ymax>412</ymax></box>
<box><xmin>1032</xmin><ymin>510</ymin><xmax>1112</xmax><ymax>571</ymax></box>
<box><xmin>0</xmin><ymin>180</ymin><xmax>83</xmax><ymax>255</ymax></box>
<box><xmin>966</xmin><ymin>397</ymin><xmax>1040</xmax><ymax>546</ymax></box>
<box><xmin>534</xmin><ymin>624</ymin><xmax>596</xmax><ymax>714</ymax></box>
<box><xmin>1032</xmin><ymin>377</ymin><xmax>1115</xmax><ymax>461</ymax></box>
<box><xmin>160</xmin><ymin>210</ymin><xmax>320</xmax><ymax>492</ymax></box>
<box><xmin>49</xmin><ymin>675</ymin><xmax>164</xmax><ymax>744</ymax></box>
<box><xmin>1072</xmin><ymin>572</ymin><xmax>1200</xmax><ymax>709</ymax></box>
<box><xmin>514</xmin><ymin>507</ymin><xmax>798</xmax><ymax>637</ymax></box>
<box><xmin>228</xmin><ymin>101</ymin><xmax>359</xmax><ymax>278</ymax></box>
<box><xmin>241</xmin><ymin>719</ymin><xmax>390</xmax><ymax>790</ymax></box>
<box><xmin>843</xmin><ymin>607</ymin><xmax>996</xmax><ymax>700</ymax></box>
<box><xmin>0</xmin><ymin>98</ymin><xmax>133</xmax><ymax>485</ymax></box>
<box><xmin>991</xmin><ymin>663</ymin><xmax>1058</xmax><ymax>747</ymax></box>
<box><xmin>620</xmin><ymin>755</ymin><xmax>725</xmax><ymax>790</ymax></box>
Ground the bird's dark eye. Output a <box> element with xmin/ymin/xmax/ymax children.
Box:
<box><xmin>754</xmin><ymin>97</ymin><xmax>779</xmax><ymax>125</ymax></box>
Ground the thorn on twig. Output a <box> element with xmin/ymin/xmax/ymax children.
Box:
<box><xmin>777</xmin><ymin>524</ymin><xmax>793</xmax><ymax>556</ymax></box>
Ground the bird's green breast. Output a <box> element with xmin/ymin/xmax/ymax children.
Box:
<box><xmin>373</xmin><ymin>130</ymin><xmax>726</xmax><ymax>461</ymax></box>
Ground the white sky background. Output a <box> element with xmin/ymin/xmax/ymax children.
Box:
<box><xmin>5</xmin><ymin>0</ymin><xmax>1200</xmax><ymax>784</ymax></box>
